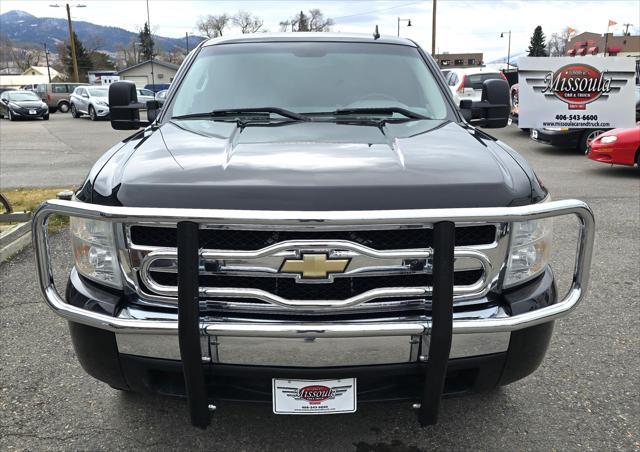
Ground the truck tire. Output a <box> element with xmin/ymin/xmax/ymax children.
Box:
<box><xmin>58</xmin><ymin>101</ymin><xmax>70</xmax><ymax>113</ymax></box>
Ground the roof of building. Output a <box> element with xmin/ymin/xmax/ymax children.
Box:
<box><xmin>22</xmin><ymin>66</ymin><xmax>62</xmax><ymax>79</ymax></box>
<box><xmin>118</xmin><ymin>60</ymin><xmax>180</xmax><ymax>74</ymax></box>
<box><xmin>567</xmin><ymin>32</ymin><xmax>640</xmax><ymax>54</ymax></box>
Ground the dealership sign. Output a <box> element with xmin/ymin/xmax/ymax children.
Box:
<box><xmin>518</xmin><ymin>57</ymin><xmax>636</xmax><ymax>129</ymax></box>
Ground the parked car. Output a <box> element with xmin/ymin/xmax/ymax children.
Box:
<box><xmin>445</xmin><ymin>67</ymin><xmax>507</xmax><ymax>106</ymax></box>
<box><xmin>137</xmin><ymin>88</ymin><xmax>156</xmax><ymax>104</ymax></box>
<box><xmin>531</xmin><ymin>85</ymin><xmax>640</xmax><ymax>153</ymax></box>
<box><xmin>154</xmin><ymin>89</ymin><xmax>168</xmax><ymax>105</ymax></box>
<box><xmin>143</xmin><ymin>83</ymin><xmax>170</xmax><ymax>93</ymax></box>
<box><xmin>32</xmin><ymin>34</ymin><xmax>594</xmax><ymax>428</ymax></box>
<box><xmin>70</xmin><ymin>86</ymin><xmax>110</xmax><ymax>120</ymax></box>
<box><xmin>587</xmin><ymin>123</ymin><xmax>640</xmax><ymax>167</ymax></box>
<box><xmin>0</xmin><ymin>90</ymin><xmax>49</xmax><ymax>120</ymax></box>
<box><xmin>34</xmin><ymin>82</ymin><xmax>88</xmax><ymax>113</ymax></box>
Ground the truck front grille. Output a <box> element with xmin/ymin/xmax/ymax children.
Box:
<box><xmin>126</xmin><ymin>224</ymin><xmax>506</xmax><ymax>313</ymax></box>
<box><xmin>129</xmin><ymin>225</ymin><xmax>497</xmax><ymax>250</ymax></box>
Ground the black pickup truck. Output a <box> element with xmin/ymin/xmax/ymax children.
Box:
<box><xmin>33</xmin><ymin>34</ymin><xmax>594</xmax><ymax>427</ymax></box>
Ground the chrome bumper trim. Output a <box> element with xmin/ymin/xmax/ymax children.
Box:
<box><xmin>33</xmin><ymin>199</ymin><xmax>595</xmax><ymax>335</ymax></box>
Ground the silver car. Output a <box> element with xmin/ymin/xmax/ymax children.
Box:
<box><xmin>70</xmin><ymin>86</ymin><xmax>110</xmax><ymax>120</ymax></box>
<box><xmin>137</xmin><ymin>88</ymin><xmax>156</xmax><ymax>104</ymax></box>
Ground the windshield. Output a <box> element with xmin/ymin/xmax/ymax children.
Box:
<box><xmin>466</xmin><ymin>73</ymin><xmax>503</xmax><ymax>90</ymax></box>
<box><xmin>89</xmin><ymin>88</ymin><xmax>108</xmax><ymax>97</ymax></box>
<box><xmin>167</xmin><ymin>42</ymin><xmax>449</xmax><ymax>120</ymax></box>
<box><xmin>7</xmin><ymin>92</ymin><xmax>40</xmax><ymax>101</ymax></box>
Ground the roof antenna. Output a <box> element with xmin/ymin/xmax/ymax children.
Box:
<box><xmin>373</xmin><ymin>25</ymin><xmax>380</xmax><ymax>40</ymax></box>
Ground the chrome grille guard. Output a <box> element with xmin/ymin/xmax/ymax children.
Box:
<box><xmin>33</xmin><ymin>198</ymin><xmax>594</xmax><ymax>335</ymax></box>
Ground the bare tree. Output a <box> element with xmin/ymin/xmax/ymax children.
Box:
<box><xmin>232</xmin><ymin>11</ymin><xmax>263</xmax><ymax>34</ymax></box>
<box><xmin>161</xmin><ymin>46</ymin><xmax>186</xmax><ymax>65</ymax></box>
<box><xmin>197</xmin><ymin>14</ymin><xmax>230</xmax><ymax>38</ymax></box>
<box><xmin>548</xmin><ymin>27</ymin><xmax>578</xmax><ymax>57</ymax></box>
<box><xmin>1</xmin><ymin>37</ymin><xmax>43</xmax><ymax>72</ymax></box>
<box><xmin>308</xmin><ymin>9</ymin><xmax>334</xmax><ymax>32</ymax></box>
<box><xmin>280</xmin><ymin>9</ymin><xmax>333</xmax><ymax>32</ymax></box>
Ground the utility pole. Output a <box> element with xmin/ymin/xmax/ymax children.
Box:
<box><xmin>146</xmin><ymin>0</ymin><xmax>155</xmax><ymax>88</ymax></box>
<box><xmin>43</xmin><ymin>43</ymin><xmax>52</xmax><ymax>82</ymax></box>
<box><xmin>622</xmin><ymin>23</ymin><xmax>632</xmax><ymax>36</ymax></box>
<box><xmin>431</xmin><ymin>0</ymin><xmax>437</xmax><ymax>55</ymax></box>
<box><xmin>185</xmin><ymin>32</ymin><xmax>189</xmax><ymax>53</ymax></box>
<box><xmin>50</xmin><ymin>4</ymin><xmax>85</xmax><ymax>82</ymax></box>
<box><xmin>65</xmin><ymin>4</ymin><xmax>79</xmax><ymax>82</ymax></box>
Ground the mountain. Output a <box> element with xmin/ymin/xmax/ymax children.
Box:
<box><xmin>0</xmin><ymin>10</ymin><xmax>202</xmax><ymax>53</ymax></box>
<box><xmin>487</xmin><ymin>52</ymin><xmax>527</xmax><ymax>67</ymax></box>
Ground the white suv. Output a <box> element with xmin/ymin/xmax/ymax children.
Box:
<box><xmin>445</xmin><ymin>68</ymin><xmax>506</xmax><ymax>106</ymax></box>
<box><xmin>70</xmin><ymin>86</ymin><xmax>110</xmax><ymax>121</ymax></box>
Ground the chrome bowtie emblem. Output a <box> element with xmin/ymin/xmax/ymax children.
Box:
<box><xmin>279</xmin><ymin>253</ymin><xmax>350</xmax><ymax>279</ymax></box>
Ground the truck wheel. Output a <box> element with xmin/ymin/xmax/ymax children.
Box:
<box><xmin>579</xmin><ymin>129</ymin><xmax>605</xmax><ymax>154</ymax></box>
<box><xmin>71</xmin><ymin>104</ymin><xmax>81</xmax><ymax>118</ymax></box>
<box><xmin>89</xmin><ymin>106</ymin><xmax>97</xmax><ymax>121</ymax></box>
<box><xmin>58</xmin><ymin>102</ymin><xmax>70</xmax><ymax>113</ymax></box>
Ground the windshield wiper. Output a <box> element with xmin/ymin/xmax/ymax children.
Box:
<box><xmin>172</xmin><ymin>107</ymin><xmax>309</xmax><ymax>122</ymax></box>
<box><xmin>332</xmin><ymin>107</ymin><xmax>429</xmax><ymax>120</ymax></box>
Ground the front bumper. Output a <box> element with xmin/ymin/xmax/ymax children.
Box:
<box><xmin>33</xmin><ymin>199</ymin><xmax>594</xmax><ymax>426</ymax></box>
<box><xmin>531</xmin><ymin>128</ymin><xmax>582</xmax><ymax>148</ymax></box>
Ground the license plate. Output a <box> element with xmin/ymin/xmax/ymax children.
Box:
<box><xmin>29</xmin><ymin>109</ymin><xmax>37</xmax><ymax>115</ymax></box>
<box><xmin>272</xmin><ymin>378</ymin><xmax>356</xmax><ymax>415</ymax></box>
<box><xmin>531</xmin><ymin>129</ymin><xmax>538</xmax><ymax>139</ymax></box>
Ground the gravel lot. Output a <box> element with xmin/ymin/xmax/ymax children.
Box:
<box><xmin>1</xmin><ymin>116</ymin><xmax>639</xmax><ymax>450</ymax></box>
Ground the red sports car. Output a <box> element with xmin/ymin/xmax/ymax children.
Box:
<box><xmin>587</xmin><ymin>124</ymin><xmax>640</xmax><ymax>168</ymax></box>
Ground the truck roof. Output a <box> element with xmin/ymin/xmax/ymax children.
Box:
<box><xmin>201</xmin><ymin>32</ymin><xmax>417</xmax><ymax>48</ymax></box>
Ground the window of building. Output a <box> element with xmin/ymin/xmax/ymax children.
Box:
<box><xmin>468</xmin><ymin>58</ymin><xmax>476</xmax><ymax>65</ymax></box>
<box><xmin>441</xmin><ymin>59</ymin><xmax>451</xmax><ymax>66</ymax></box>
<box><xmin>454</xmin><ymin>59</ymin><xmax>464</xmax><ymax>66</ymax></box>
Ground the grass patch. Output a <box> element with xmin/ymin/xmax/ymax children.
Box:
<box><xmin>2</xmin><ymin>187</ymin><xmax>72</xmax><ymax>230</ymax></box>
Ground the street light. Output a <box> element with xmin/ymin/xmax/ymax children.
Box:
<box><xmin>50</xmin><ymin>3</ymin><xmax>87</xmax><ymax>83</ymax></box>
<box><xmin>500</xmin><ymin>30</ymin><xmax>512</xmax><ymax>72</ymax></box>
<box><xmin>397</xmin><ymin>17</ymin><xmax>412</xmax><ymax>37</ymax></box>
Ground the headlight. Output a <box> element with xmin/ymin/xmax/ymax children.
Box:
<box><xmin>96</xmin><ymin>100</ymin><xmax>108</xmax><ymax>106</ymax></box>
<box><xmin>599</xmin><ymin>135</ymin><xmax>617</xmax><ymax>144</ymax></box>
<box><xmin>70</xmin><ymin>217</ymin><xmax>122</xmax><ymax>288</ymax></box>
<box><xmin>503</xmin><ymin>218</ymin><xmax>552</xmax><ymax>288</ymax></box>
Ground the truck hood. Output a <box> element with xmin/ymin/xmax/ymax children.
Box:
<box><xmin>93</xmin><ymin>119</ymin><xmax>534</xmax><ymax>210</ymax></box>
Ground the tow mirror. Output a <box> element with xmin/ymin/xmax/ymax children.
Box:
<box><xmin>108</xmin><ymin>81</ymin><xmax>148</xmax><ymax>130</ymax></box>
<box><xmin>146</xmin><ymin>100</ymin><xmax>161</xmax><ymax>123</ymax></box>
<box><xmin>460</xmin><ymin>79</ymin><xmax>510</xmax><ymax>128</ymax></box>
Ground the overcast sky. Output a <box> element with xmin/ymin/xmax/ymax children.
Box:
<box><xmin>2</xmin><ymin>0</ymin><xmax>638</xmax><ymax>61</ymax></box>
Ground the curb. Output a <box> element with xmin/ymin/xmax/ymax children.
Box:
<box><xmin>0</xmin><ymin>222</ymin><xmax>32</xmax><ymax>263</ymax></box>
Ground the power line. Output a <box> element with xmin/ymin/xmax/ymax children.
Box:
<box><xmin>333</xmin><ymin>1</ymin><xmax>424</xmax><ymax>22</ymax></box>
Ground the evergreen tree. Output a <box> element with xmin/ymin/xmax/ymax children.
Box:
<box><xmin>139</xmin><ymin>22</ymin><xmax>155</xmax><ymax>61</ymax></box>
<box><xmin>61</xmin><ymin>32</ymin><xmax>94</xmax><ymax>81</ymax></box>
<box><xmin>527</xmin><ymin>25</ymin><xmax>548</xmax><ymax>57</ymax></box>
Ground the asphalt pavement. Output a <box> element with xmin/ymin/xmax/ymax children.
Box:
<box><xmin>0</xmin><ymin>117</ymin><xmax>639</xmax><ymax>451</ymax></box>
<box><xmin>0</xmin><ymin>112</ymin><xmax>133</xmax><ymax>189</ymax></box>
